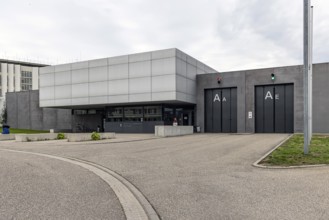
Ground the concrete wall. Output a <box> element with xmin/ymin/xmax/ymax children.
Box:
<box><xmin>39</xmin><ymin>48</ymin><xmax>217</xmax><ymax>108</ymax></box>
<box><xmin>155</xmin><ymin>125</ymin><xmax>193</xmax><ymax>137</ymax></box>
<box><xmin>0</xmin><ymin>61</ymin><xmax>43</xmax><ymax>123</ymax></box>
<box><xmin>197</xmin><ymin>71</ymin><xmax>246</xmax><ymax>133</ymax></box>
<box><xmin>105</xmin><ymin>121</ymin><xmax>164</xmax><ymax>133</ymax></box>
<box><xmin>6</xmin><ymin>90</ymin><xmax>72</xmax><ymax>131</ymax></box>
<box><xmin>197</xmin><ymin>64</ymin><xmax>305</xmax><ymax>133</ymax></box>
<box><xmin>312</xmin><ymin>63</ymin><xmax>329</xmax><ymax>133</ymax></box>
<box><xmin>197</xmin><ymin>63</ymin><xmax>329</xmax><ymax>133</ymax></box>
<box><xmin>6</xmin><ymin>92</ymin><xmax>18</xmax><ymax>128</ymax></box>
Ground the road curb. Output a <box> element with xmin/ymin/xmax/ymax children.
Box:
<box><xmin>0</xmin><ymin>149</ymin><xmax>160</xmax><ymax>220</ymax></box>
<box><xmin>251</xmin><ymin>134</ymin><xmax>329</xmax><ymax>169</ymax></box>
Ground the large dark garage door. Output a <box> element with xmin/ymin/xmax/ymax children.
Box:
<box><xmin>255</xmin><ymin>84</ymin><xmax>294</xmax><ymax>133</ymax></box>
<box><xmin>205</xmin><ymin>88</ymin><xmax>237</xmax><ymax>133</ymax></box>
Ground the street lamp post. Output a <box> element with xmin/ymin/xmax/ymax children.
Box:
<box><xmin>303</xmin><ymin>0</ymin><xmax>313</xmax><ymax>154</ymax></box>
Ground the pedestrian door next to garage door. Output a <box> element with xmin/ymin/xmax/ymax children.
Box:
<box><xmin>255</xmin><ymin>84</ymin><xmax>294</xmax><ymax>133</ymax></box>
<box><xmin>205</xmin><ymin>88</ymin><xmax>237</xmax><ymax>133</ymax></box>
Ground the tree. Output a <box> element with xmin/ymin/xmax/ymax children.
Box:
<box><xmin>1</xmin><ymin>103</ymin><xmax>7</xmax><ymax>125</ymax></box>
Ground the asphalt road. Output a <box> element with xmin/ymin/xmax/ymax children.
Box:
<box><xmin>1</xmin><ymin>133</ymin><xmax>329</xmax><ymax>220</ymax></box>
<box><xmin>0</xmin><ymin>151</ymin><xmax>125</xmax><ymax>220</ymax></box>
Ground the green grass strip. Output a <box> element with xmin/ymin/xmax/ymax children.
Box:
<box><xmin>261</xmin><ymin>134</ymin><xmax>329</xmax><ymax>166</ymax></box>
<box><xmin>0</xmin><ymin>127</ymin><xmax>49</xmax><ymax>134</ymax></box>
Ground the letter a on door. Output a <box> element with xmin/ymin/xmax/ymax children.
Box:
<box><xmin>265</xmin><ymin>91</ymin><xmax>273</xmax><ymax>100</ymax></box>
<box><xmin>213</xmin><ymin>94</ymin><xmax>220</xmax><ymax>102</ymax></box>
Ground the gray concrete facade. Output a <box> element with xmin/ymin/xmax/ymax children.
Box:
<box><xmin>6</xmin><ymin>90</ymin><xmax>72</xmax><ymax>131</ymax></box>
<box><xmin>197</xmin><ymin>63</ymin><xmax>329</xmax><ymax>133</ymax></box>
<box><xmin>312</xmin><ymin>63</ymin><xmax>329</xmax><ymax>133</ymax></box>
<box><xmin>5</xmin><ymin>48</ymin><xmax>329</xmax><ymax>134</ymax></box>
<box><xmin>0</xmin><ymin>59</ymin><xmax>46</xmax><ymax>124</ymax></box>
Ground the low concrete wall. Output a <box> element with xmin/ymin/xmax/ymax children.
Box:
<box><xmin>0</xmin><ymin>134</ymin><xmax>16</xmax><ymax>141</ymax></box>
<box><xmin>67</xmin><ymin>132</ymin><xmax>115</xmax><ymax>142</ymax></box>
<box><xmin>155</xmin><ymin>126</ymin><xmax>194</xmax><ymax>137</ymax></box>
<box><xmin>15</xmin><ymin>133</ymin><xmax>59</xmax><ymax>142</ymax></box>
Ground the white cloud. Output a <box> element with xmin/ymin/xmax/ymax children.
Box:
<box><xmin>0</xmin><ymin>0</ymin><xmax>327</xmax><ymax>71</ymax></box>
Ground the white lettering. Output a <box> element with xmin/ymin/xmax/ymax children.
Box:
<box><xmin>222</xmin><ymin>97</ymin><xmax>227</xmax><ymax>102</ymax></box>
<box><xmin>275</xmin><ymin>94</ymin><xmax>279</xmax><ymax>100</ymax></box>
<box><xmin>213</xmin><ymin>94</ymin><xmax>221</xmax><ymax>102</ymax></box>
<box><xmin>265</xmin><ymin>91</ymin><xmax>273</xmax><ymax>100</ymax></box>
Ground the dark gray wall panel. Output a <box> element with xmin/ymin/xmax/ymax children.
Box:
<box><xmin>17</xmin><ymin>92</ymin><xmax>31</xmax><ymax>129</ymax></box>
<box><xmin>30</xmin><ymin>91</ymin><xmax>43</xmax><ymax>130</ymax></box>
<box><xmin>57</xmin><ymin>109</ymin><xmax>72</xmax><ymax>130</ymax></box>
<box><xmin>230</xmin><ymin>88</ymin><xmax>237</xmax><ymax>133</ymax></box>
<box><xmin>105</xmin><ymin>122</ymin><xmax>124</xmax><ymax>133</ymax></box>
<box><xmin>222</xmin><ymin>89</ymin><xmax>231</xmax><ymax>132</ymax></box>
<box><xmin>312</xmin><ymin>63</ymin><xmax>329</xmax><ymax>133</ymax></box>
<box><xmin>142</xmin><ymin>121</ymin><xmax>164</xmax><ymax>133</ymax></box>
<box><xmin>255</xmin><ymin>84</ymin><xmax>294</xmax><ymax>133</ymax></box>
<box><xmin>204</xmin><ymin>87</ymin><xmax>237</xmax><ymax>133</ymax></box>
<box><xmin>43</xmin><ymin>108</ymin><xmax>57</xmax><ymax>130</ymax></box>
<box><xmin>212</xmin><ymin>89</ymin><xmax>222</xmax><ymax>132</ymax></box>
<box><xmin>72</xmin><ymin>114</ymin><xmax>102</xmax><ymax>132</ymax></box>
<box><xmin>263</xmin><ymin>86</ymin><xmax>274</xmax><ymax>133</ymax></box>
<box><xmin>205</xmin><ymin>89</ymin><xmax>213</xmax><ymax>132</ymax></box>
<box><xmin>285</xmin><ymin>84</ymin><xmax>294</xmax><ymax>133</ymax></box>
<box><xmin>6</xmin><ymin>92</ymin><xmax>18</xmax><ymax>128</ymax></box>
<box><xmin>255</xmin><ymin>86</ymin><xmax>264</xmax><ymax>133</ymax></box>
<box><xmin>7</xmin><ymin>90</ymin><xmax>72</xmax><ymax>131</ymax></box>
<box><xmin>197</xmin><ymin>64</ymin><xmax>303</xmax><ymax>133</ymax></box>
<box><xmin>274</xmin><ymin>85</ymin><xmax>285</xmax><ymax>133</ymax></box>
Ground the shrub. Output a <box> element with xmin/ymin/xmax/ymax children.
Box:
<box><xmin>57</xmin><ymin>133</ymin><xmax>65</xmax><ymax>140</ymax></box>
<box><xmin>91</xmin><ymin>132</ymin><xmax>100</xmax><ymax>141</ymax></box>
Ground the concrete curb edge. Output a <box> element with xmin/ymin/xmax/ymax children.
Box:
<box><xmin>0</xmin><ymin>148</ymin><xmax>160</xmax><ymax>220</ymax></box>
<box><xmin>251</xmin><ymin>134</ymin><xmax>329</xmax><ymax>169</ymax></box>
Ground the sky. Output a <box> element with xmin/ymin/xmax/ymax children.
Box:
<box><xmin>0</xmin><ymin>0</ymin><xmax>328</xmax><ymax>72</ymax></box>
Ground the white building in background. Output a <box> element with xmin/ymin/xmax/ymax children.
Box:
<box><xmin>0</xmin><ymin>59</ymin><xmax>47</xmax><ymax>121</ymax></box>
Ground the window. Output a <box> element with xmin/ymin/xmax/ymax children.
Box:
<box><xmin>107</xmin><ymin>107</ymin><xmax>123</xmax><ymax>122</ymax></box>
<box><xmin>163</xmin><ymin>107</ymin><xmax>174</xmax><ymax>125</ymax></box>
<box><xmin>21</xmin><ymin>71</ymin><xmax>33</xmax><ymax>91</ymax></box>
<box><xmin>88</xmin><ymin>109</ymin><xmax>96</xmax><ymax>114</ymax></box>
<box><xmin>124</xmin><ymin>107</ymin><xmax>143</xmax><ymax>122</ymax></box>
<box><xmin>74</xmin><ymin>110</ymin><xmax>87</xmax><ymax>115</ymax></box>
<box><xmin>144</xmin><ymin>106</ymin><xmax>162</xmax><ymax>121</ymax></box>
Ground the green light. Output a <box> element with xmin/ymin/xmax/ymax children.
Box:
<box><xmin>271</xmin><ymin>73</ymin><xmax>275</xmax><ymax>81</ymax></box>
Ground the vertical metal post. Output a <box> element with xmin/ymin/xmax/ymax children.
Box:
<box><xmin>303</xmin><ymin>0</ymin><xmax>310</xmax><ymax>154</ymax></box>
<box><xmin>308</xmin><ymin>6</ymin><xmax>313</xmax><ymax>145</ymax></box>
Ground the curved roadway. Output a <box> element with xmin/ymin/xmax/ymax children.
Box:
<box><xmin>2</xmin><ymin>134</ymin><xmax>329</xmax><ymax>220</ymax></box>
<box><xmin>0</xmin><ymin>151</ymin><xmax>125</xmax><ymax>220</ymax></box>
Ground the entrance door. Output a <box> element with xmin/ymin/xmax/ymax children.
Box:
<box><xmin>255</xmin><ymin>84</ymin><xmax>294</xmax><ymax>133</ymax></box>
<box><xmin>182</xmin><ymin>113</ymin><xmax>189</xmax><ymax>125</ymax></box>
<box><xmin>205</xmin><ymin>88</ymin><xmax>237</xmax><ymax>133</ymax></box>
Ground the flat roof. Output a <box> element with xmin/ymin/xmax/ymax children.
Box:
<box><xmin>0</xmin><ymin>59</ymin><xmax>48</xmax><ymax>67</ymax></box>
